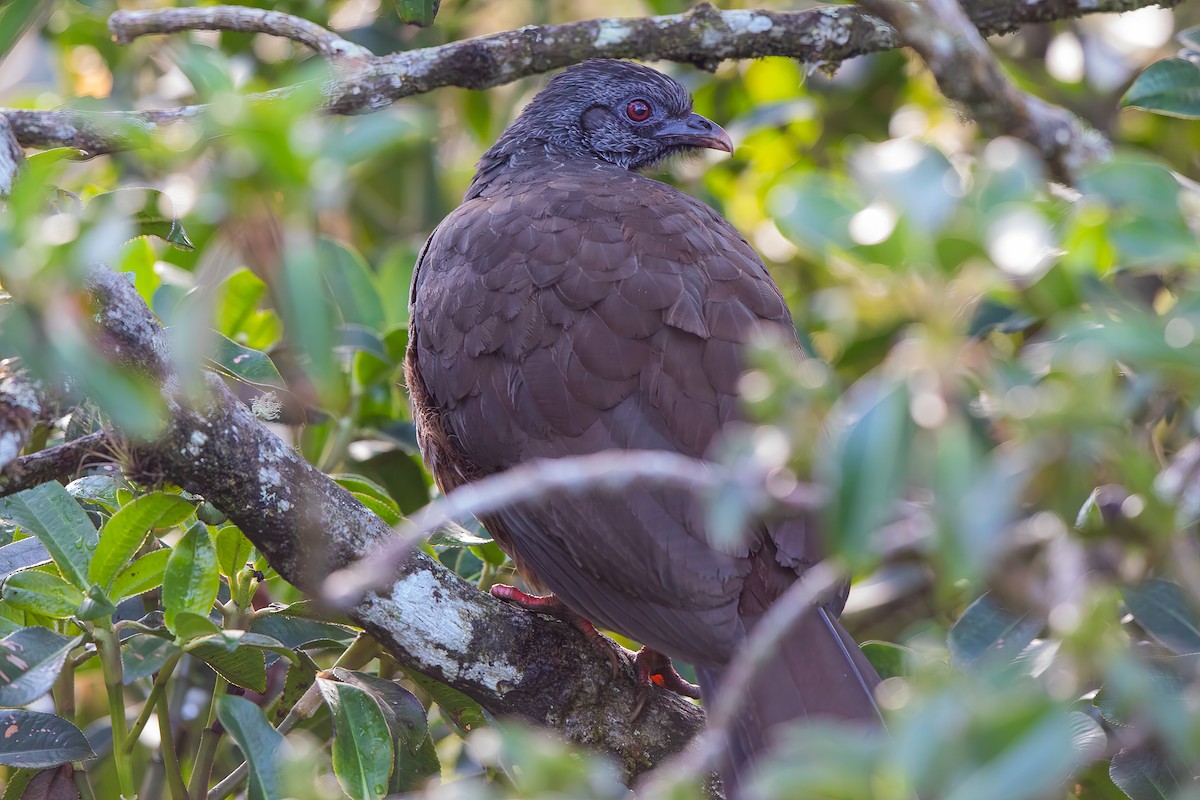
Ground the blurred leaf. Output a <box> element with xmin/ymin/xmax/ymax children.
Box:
<box><xmin>391</xmin><ymin>0</ymin><xmax>439</xmax><ymax>26</ymax></box>
<box><xmin>89</xmin><ymin>493</ymin><xmax>194</xmax><ymax>590</ymax></box>
<box><xmin>86</xmin><ymin>189</ymin><xmax>195</xmax><ymax>252</ymax></box>
<box><xmin>319</xmin><ymin>239</ymin><xmax>385</xmax><ymax>331</ymax></box>
<box><xmin>207</xmin><ymin>333</ymin><xmax>286</xmax><ymax>389</ymax></box>
<box><xmin>851</xmin><ymin>140</ymin><xmax>959</xmax><ymax>233</ymax></box>
<box><xmin>948</xmin><ymin>594</ymin><xmax>1043</xmax><ymax>673</ymax></box>
<box><xmin>0</xmin><ymin>483</ymin><xmax>98</xmax><ymax>590</ymax></box>
<box><xmin>1122</xmin><ymin>579</ymin><xmax>1200</xmax><ymax>655</ymax></box>
<box><xmin>0</xmin><ymin>628</ymin><xmax>77</xmax><ymax>708</ymax></box>
<box><xmin>317</xmin><ymin>678</ymin><xmax>394</xmax><ymax>800</ymax></box>
<box><xmin>1121</xmin><ymin>59</ymin><xmax>1200</xmax><ymax>119</ymax></box>
<box><xmin>1</xmin><ymin>572</ymin><xmax>83</xmax><ymax>619</ymax></box>
<box><xmin>0</xmin><ymin>711</ymin><xmax>94</xmax><ymax>768</ymax></box>
<box><xmin>770</xmin><ymin>173</ymin><xmax>858</xmax><ymax>253</ymax></box>
<box><xmin>860</xmin><ymin>641</ymin><xmax>914</xmax><ymax>680</ymax></box>
<box><xmin>821</xmin><ymin>379</ymin><xmax>913</xmax><ymax>567</ymax></box>
<box><xmin>0</xmin><ymin>1</ymin><xmax>45</xmax><ymax>62</ymax></box>
<box><xmin>162</xmin><ymin>523</ymin><xmax>219</xmax><ymax>633</ymax></box>
<box><xmin>1109</xmin><ymin>746</ymin><xmax>1188</xmax><ymax>800</ymax></box>
<box><xmin>428</xmin><ymin>522</ymin><xmax>491</xmax><ymax>548</ymax></box>
<box><xmin>216</xmin><ymin>694</ymin><xmax>285</xmax><ymax>800</ymax></box>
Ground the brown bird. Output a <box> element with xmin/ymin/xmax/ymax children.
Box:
<box><xmin>404</xmin><ymin>60</ymin><xmax>881</xmax><ymax>793</ymax></box>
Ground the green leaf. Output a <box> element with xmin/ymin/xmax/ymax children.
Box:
<box><xmin>121</xmin><ymin>634</ymin><xmax>179</xmax><ymax>684</ymax></box>
<box><xmin>948</xmin><ymin>594</ymin><xmax>1043</xmax><ymax>672</ymax></box>
<box><xmin>0</xmin><ymin>539</ymin><xmax>51</xmax><ymax>580</ymax></box>
<box><xmin>821</xmin><ymin>380</ymin><xmax>913</xmax><ymax>568</ymax></box>
<box><xmin>0</xmin><ymin>1</ymin><xmax>45</xmax><ymax>63</ymax></box>
<box><xmin>206</xmin><ymin>333</ymin><xmax>286</xmax><ymax>389</ymax></box>
<box><xmin>86</xmin><ymin>188</ymin><xmax>196</xmax><ymax>251</ymax></box>
<box><xmin>1122</xmin><ymin>579</ymin><xmax>1200</xmax><ymax>655</ymax></box>
<box><xmin>329</xmin><ymin>669</ymin><xmax>438</xmax><ymax>793</ymax></box>
<box><xmin>1120</xmin><ymin>58</ymin><xmax>1200</xmax><ymax>118</ymax></box>
<box><xmin>216</xmin><ymin>695</ymin><xmax>285</xmax><ymax>800</ymax></box>
<box><xmin>318</xmin><ymin>239</ymin><xmax>386</xmax><ymax>330</ymax></box>
<box><xmin>859</xmin><ymin>641</ymin><xmax>914</xmax><ymax>680</ymax></box>
<box><xmin>90</xmin><ymin>492</ymin><xmax>194</xmax><ymax>590</ymax></box>
<box><xmin>75</xmin><ymin>583</ymin><xmax>116</xmax><ymax>621</ymax></box>
<box><xmin>274</xmin><ymin>652</ymin><xmax>318</xmax><ymax>726</ymax></box>
<box><xmin>109</xmin><ymin>548</ymin><xmax>170</xmax><ymax>600</ymax></box>
<box><xmin>172</xmin><ymin>611</ymin><xmax>221</xmax><ymax>643</ymax></box>
<box><xmin>392</xmin><ymin>0</ymin><xmax>439</xmax><ymax>26</ymax></box>
<box><xmin>317</xmin><ymin>678</ymin><xmax>394</xmax><ymax>800</ymax></box>
<box><xmin>65</xmin><ymin>475</ymin><xmax>122</xmax><ymax>514</ymax></box>
<box><xmin>215</xmin><ymin>525</ymin><xmax>256</xmax><ymax>580</ymax></box>
<box><xmin>162</xmin><ymin>523</ymin><xmax>219</xmax><ymax>633</ymax></box>
<box><xmin>427</xmin><ymin>522</ymin><xmax>491</xmax><ymax>548</ymax></box>
<box><xmin>215</xmin><ymin>268</ymin><xmax>269</xmax><ymax>338</ymax></box>
<box><xmin>330</xmin><ymin>669</ymin><xmax>428</xmax><ymax>744</ymax></box>
<box><xmin>0</xmin><ymin>628</ymin><xmax>78</xmax><ymax>707</ymax></box>
<box><xmin>189</xmin><ymin>639</ymin><xmax>267</xmax><ymax>693</ymax></box>
<box><xmin>249</xmin><ymin>611</ymin><xmax>356</xmax><ymax>650</ymax></box>
<box><xmin>1</xmin><ymin>572</ymin><xmax>84</xmax><ymax>619</ymax></box>
<box><xmin>1110</xmin><ymin>746</ymin><xmax>1186</xmax><ymax>799</ymax></box>
<box><xmin>402</xmin><ymin>670</ymin><xmax>487</xmax><ymax>739</ymax></box>
<box><xmin>0</xmin><ymin>483</ymin><xmax>98</xmax><ymax>589</ymax></box>
<box><xmin>0</xmin><ymin>710</ymin><xmax>94</xmax><ymax>768</ymax></box>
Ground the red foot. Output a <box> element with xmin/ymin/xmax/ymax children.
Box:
<box><xmin>490</xmin><ymin>584</ymin><xmax>624</xmax><ymax>677</ymax></box>
<box><xmin>634</xmin><ymin>647</ymin><xmax>701</xmax><ymax>699</ymax></box>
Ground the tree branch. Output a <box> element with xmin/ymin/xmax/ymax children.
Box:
<box><xmin>0</xmin><ymin>432</ymin><xmax>114</xmax><ymax>495</ymax></box>
<box><xmin>857</xmin><ymin>0</ymin><xmax>1111</xmax><ymax>181</ymax></box>
<box><xmin>326</xmin><ymin>450</ymin><xmax>826</xmax><ymax>608</ymax></box>
<box><xmin>108</xmin><ymin>6</ymin><xmax>374</xmax><ymax>63</ymax></box>
<box><xmin>74</xmin><ymin>265</ymin><xmax>708</xmax><ymax>784</ymax></box>
<box><xmin>2</xmin><ymin>0</ymin><xmax>1181</xmax><ymax>153</ymax></box>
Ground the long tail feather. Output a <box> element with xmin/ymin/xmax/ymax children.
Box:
<box><xmin>695</xmin><ymin>607</ymin><xmax>881</xmax><ymax>798</ymax></box>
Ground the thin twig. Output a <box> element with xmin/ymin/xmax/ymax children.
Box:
<box><xmin>323</xmin><ymin>449</ymin><xmax>826</xmax><ymax>607</ymax></box>
<box><xmin>856</xmin><ymin>0</ymin><xmax>1110</xmax><ymax>182</ymax></box>
<box><xmin>109</xmin><ymin>6</ymin><xmax>373</xmax><ymax>62</ymax></box>
<box><xmin>3</xmin><ymin>0</ymin><xmax>1181</xmax><ymax>153</ymax></box>
<box><xmin>0</xmin><ymin>431</ymin><xmax>113</xmax><ymax>497</ymax></box>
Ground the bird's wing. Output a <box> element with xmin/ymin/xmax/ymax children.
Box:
<box><xmin>408</xmin><ymin>162</ymin><xmax>807</xmax><ymax>664</ymax></box>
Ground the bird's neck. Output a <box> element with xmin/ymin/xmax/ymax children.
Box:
<box><xmin>466</xmin><ymin>124</ymin><xmax>598</xmax><ymax>199</ymax></box>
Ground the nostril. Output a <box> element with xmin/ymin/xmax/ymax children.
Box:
<box><xmin>693</xmin><ymin>117</ymin><xmax>713</xmax><ymax>131</ymax></box>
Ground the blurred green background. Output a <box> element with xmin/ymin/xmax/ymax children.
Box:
<box><xmin>4</xmin><ymin>0</ymin><xmax>1200</xmax><ymax>798</ymax></box>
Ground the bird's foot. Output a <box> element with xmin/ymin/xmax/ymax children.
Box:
<box><xmin>633</xmin><ymin>647</ymin><xmax>701</xmax><ymax>699</ymax></box>
<box><xmin>628</xmin><ymin>647</ymin><xmax>702</xmax><ymax>719</ymax></box>
<box><xmin>490</xmin><ymin>584</ymin><xmax>628</xmax><ymax>679</ymax></box>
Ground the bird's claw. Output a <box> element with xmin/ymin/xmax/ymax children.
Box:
<box><xmin>490</xmin><ymin>585</ymin><xmax>700</xmax><ymax>716</ymax></box>
<box><xmin>490</xmin><ymin>584</ymin><xmax>629</xmax><ymax>678</ymax></box>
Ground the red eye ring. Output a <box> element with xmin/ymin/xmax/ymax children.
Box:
<box><xmin>626</xmin><ymin>99</ymin><xmax>651</xmax><ymax>122</ymax></box>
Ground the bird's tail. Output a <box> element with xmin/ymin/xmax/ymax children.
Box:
<box><xmin>694</xmin><ymin>607</ymin><xmax>882</xmax><ymax>798</ymax></box>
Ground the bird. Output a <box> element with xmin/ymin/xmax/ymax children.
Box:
<box><xmin>404</xmin><ymin>59</ymin><xmax>882</xmax><ymax>795</ymax></box>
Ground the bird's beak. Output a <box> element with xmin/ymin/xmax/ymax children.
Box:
<box><xmin>655</xmin><ymin>112</ymin><xmax>734</xmax><ymax>154</ymax></box>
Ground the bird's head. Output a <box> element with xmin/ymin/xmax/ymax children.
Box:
<box><xmin>484</xmin><ymin>60</ymin><xmax>733</xmax><ymax>174</ymax></box>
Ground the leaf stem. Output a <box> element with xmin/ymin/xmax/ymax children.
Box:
<box><xmin>156</xmin><ymin>688</ymin><xmax>190</xmax><ymax>800</ymax></box>
<box><xmin>95</xmin><ymin>623</ymin><xmax>137</xmax><ymax>799</ymax></box>
<box><xmin>187</xmin><ymin>675</ymin><xmax>228</xmax><ymax>798</ymax></box>
<box><xmin>126</xmin><ymin>652</ymin><xmax>182</xmax><ymax>753</ymax></box>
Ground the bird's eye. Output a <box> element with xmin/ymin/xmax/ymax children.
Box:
<box><xmin>626</xmin><ymin>99</ymin><xmax>652</xmax><ymax>122</ymax></box>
